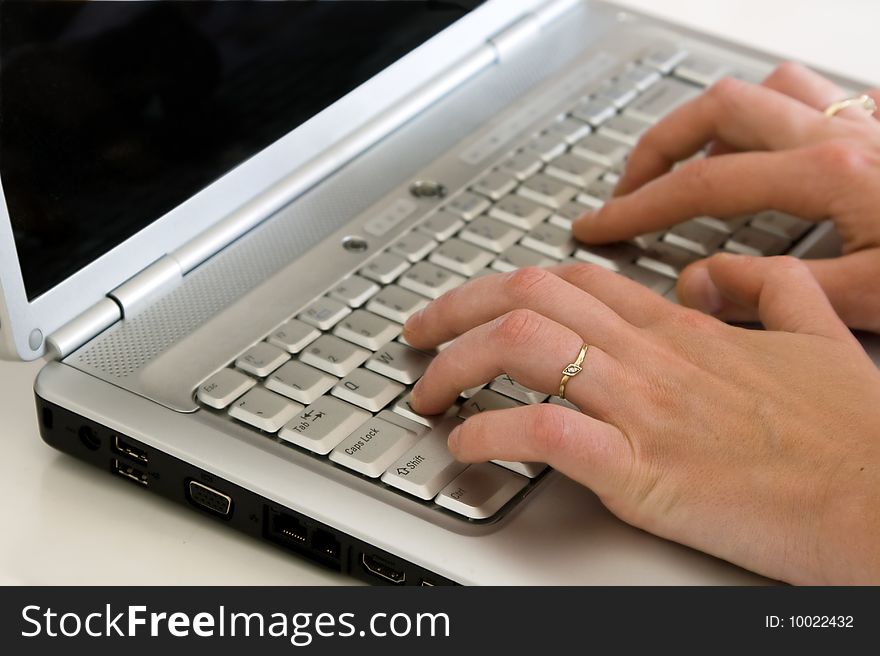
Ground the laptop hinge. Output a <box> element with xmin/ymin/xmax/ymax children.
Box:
<box><xmin>108</xmin><ymin>255</ymin><xmax>182</xmax><ymax>318</ymax></box>
<box><xmin>46</xmin><ymin>298</ymin><xmax>121</xmax><ymax>359</ymax></box>
<box><xmin>489</xmin><ymin>0</ymin><xmax>582</xmax><ymax>60</ymax></box>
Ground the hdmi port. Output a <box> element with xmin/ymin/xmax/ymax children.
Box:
<box><xmin>361</xmin><ymin>553</ymin><xmax>406</xmax><ymax>585</ymax></box>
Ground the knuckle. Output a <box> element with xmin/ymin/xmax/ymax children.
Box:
<box><xmin>706</xmin><ymin>76</ymin><xmax>744</xmax><ymax>108</ymax></box>
<box><xmin>815</xmin><ymin>140</ymin><xmax>869</xmax><ymax>176</ymax></box>
<box><xmin>663</xmin><ymin>305</ymin><xmax>717</xmax><ymax>333</ymax></box>
<box><xmin>764</xmin><ymin>255</ymin><xmax>811</xmax><ymax>282</ymax></box>
<box><xmin>766</xmin><ymin>60</ymin><xmax>806</xmax><ymax>85</ymax></box>
<box><xmin>567</xmin><ymin>261</ymin><xmax>607</xmax><ymax>285</ymax></box>
<box><xmin>678</xmin><ymin>158</ymin><xmax>717</xmax><ymax>194</ymax></box>
<box><xmin>504</xmin><ymin>266</ymin><xmax>552</xmax><ymax>300</ymax></box>
<box><xmin>491</xmin><ymin>308</ymin><xmax>544</xmax><ymax>349</ymax></box>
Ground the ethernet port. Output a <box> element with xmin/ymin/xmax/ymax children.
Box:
<box><xmin>270</xmin><ymin>511</ymin><xmax>307</xmax><ymax>547</ymax></box>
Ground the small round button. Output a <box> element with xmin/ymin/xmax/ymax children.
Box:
<box><xmin>409</xmin><ymin>180</ymin><xmax>447</xmax><ymax>198</ymax></box>
<box><xmin>342</xmin><ymin>236</ymin><xmax>369</xmax><ymax>253</ymax></box>
<box><xmin>29</xmin><ymin>328</ymin><xmax>43</xmax><ymax>351</ymax></box>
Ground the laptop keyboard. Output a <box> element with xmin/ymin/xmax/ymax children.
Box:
<box><xmin>195</xmin><ymin>43</ymin><xmax>814</xmax><ymax>522</ymax></box>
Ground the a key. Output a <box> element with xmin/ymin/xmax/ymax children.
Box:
<box><xmin>267</xmin><ymin>319</ymin><xmax>321</xmax><ymax>354</ymax></box>
<box><xmin>460</xmin><ymin>215</ymin><xmax>524</xmax><ymax>253</ymax></box>
<box><xmin>499</xmin><ymin>150</ymin><xmax>543</xmax><ymax>181</ymax></box>
<box><xmin>380</xmin><ymin>420</ymin><xmax>468</xmax><ymax>500</ymax></box>
<box><xmin>675</xmin><ymin>55</ymin><xmax>729</xmax><ymax>87</ymax></box>
<box><xmin>366</xmin><ymin>284</ymin><xmax>429</xmax><ymax>323</ymax></box>
<box><xmin>548</xmin><ymin>200</ymin><xmax>591</xmax><ymax>230</ymax></box>
<box><xmin>264</xmin><ymin>360</ymin><xmax>337</xmax><ymax>405</ymax></box>
<box><xmin>197</xmin><ymin>368</ymin><xmax>256</xmax><ymax>410</ymax></box>
<box><xmin>390</xmin><ymin>231</ymin><xmax>438</xmax><ymax>263</ymax></box>
<box><xmin>618</xmin><ymin>64</ymin><xmax>661</xmax><ymax>91</ymax></box>
<box><xmin>299</xmin><ymin>335</ymin><xmax>371</xmax><ymax>377</ymax></box>
<box><xmin>329</xmin><ymin>414</ymin><xmax>422</xmax><ymax>478</ymax></box>
<box><xmin>543</xmin><ymin>116</ymin><xmax>592</xmax><ymax>145</ymax></box>
<box><xmin>489</xmin><ymin>194</ymin><xmax>552</xmax><ymax>230</ymax></box>
<box><xmin>493</xmin><ymin>460</ymin><xmax>548</xmax><ymax>478</ymax></box>
<box><xmin>459</xmin><ymin>388</ymin><xmax>523</xmax><ymax>419</ymax></box>
<box><xmin>235</xmin><ymin>342</ymin><xmax>290</xmax><ymax>377</ymax></box>
<box><xmin>444</xmin><ymin>191</ymin><xmax>491</xmax><ymax>221</ymax></box>
<box><xmin>490</xmin><ymin>374</ymin><xmax>549</xmax><ymax>404</ymax></box>
<box><xmin>471</xmin><ymin>170</ymin><xmax>517</xmax><ymax>201</ymax></box>
<box><xmin>491</xmin><ymin>244</ymin><xmax>555</xmax><ymax>272</ymax></box>
<box><xmin>229</xmin><ymin>388</ymin><xmax>302</xmax><ymax>433</ymax></box>
<box><xmin>619</xmin><ymin>263</ymin><xmax>676</xmax><ymax>295</ymax></box>
<box><xmin>398</xmin><ymin>261</ymin><xmax>466</xmax><ymax>300</ymax></box>
<box><xmin>331</xmin><ymin>368</ymin><xmax>404</xmax><ymax>412</ymax></box>
<box><xmin>521</xmin><ymin>222</ymin><xmax>576</xmax><ymax>259</ymax></box>
<box><xmin>725</xmin><ymin>226</ymin><xmax>791</xmax><ymax>257</ymax></box>
<box><xmin>663</xmin><ymin>220</ymin><xmax>727</xmax><ymax>256</ymax></box>
<box><xmin>429</xmin><ymin>238</ymin><xmax>495</xmax><ymax>276</ymax></box>
<box><xmin>597</xmin><ymin>80</ymin><xmax>639</xmax><ymax>108</ymax></box>
<box><xmin>518</xmin><ymin>173</ymin><xmax>577</xmax><ymax>210</ymax></box>
<box><xmin>624</xmin><ymin>78</ymin><xmax>700</xmax><ymax>124</ymax></box>
<box><xmin>278</xmin><ymin>396</ymin><xmax>371</xmax><ymax>455</ymax></box>
<box><xmin>328</xmin><ymin>275</ymin><xmax>379</xmax><ymax>308</ymax></box>
<box><xmin>637</xmin><ymin>242</ymin><xmax>701</xmax><ymax>279</ymax></box>
<box><xmin>544</xmin><ymin>154</ymin><xmax>604</xmax><ymax>188</ymax></box>
<box><xmin>524</xmin><ymin>132</ymin><xmax>568</xmax><ymax>161</ymax></box>
<box><xmin>598</xmin><ymin>114</ymin><xmax>652</xmax><ymax>147</ymax></box>
<box><xmin>359</xmin><ymin>251</ymin><xmax>410</xmax><ymax>285</ymax></box>
<box><xmin>366</xmin><ymin>342</ymin><xmax>433</xmax><ymax>385</ymax></box>
<box><xmin>630</xmin><ymin>230</ymin><xmax>664</xmax><ymax>250</ymax></box>
<box><xmin>392</xmin><ymin>393</ymin><xmax>460</xmax><ymax>428</ymax></box>
<box><xmin>298</xmin><ymin>296</ymin><xmax>351</xmax><ymax>330</ymax></box>
<box><xmin>693</xmin><ymin>215</ymin><xmax>752</xmax><ymax>234</ymax></box>
<box><xmin>417</xmin><ymin>210</ymin><xmax>465</xmax><ymax>242</ymax></box>
<box><xmin>572</xmin><ymin>133</ymin><xmax>630</xmax><ymax>168</ymax></box>
<box><xmin>573</xmin><ymin>243</ymin><xmax>640</xmax><ymax>271</ymax></box>
<box><xmin>577</xmin><ymin>178</ymin><xmax>616</xmax><ymax>208</ymax></box>
<box><xmin>435</xmin><ymin>463</ymin><xmax>530</xmax><ymax>520</ymax></box>
<box><xmin>333</xmin><ymin>309</ymin><xmax>402</xmax><ymax>350</ymax></box>
<box><xmin>570</xmin><ymin>97</ymin><xmax>617</xmax><ymax>126</ymax></box>
<box><xmin>642</xmin><ymin>43</ymin><xmax>689</xmax><ymax>73</ymax></box>
<box><xmin>460</xmin><ymin>384</ymin><xmax>486</xmax><ymax>399</ymax></box>
<box><xmin>750</xmin><ymin>211</ymin><xmax>812</xmax><ymax>241</ymax></box>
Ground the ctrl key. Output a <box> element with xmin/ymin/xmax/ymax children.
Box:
<box><xmin>435</xmin><ymin>463</ymin><xmax>529</xmax><ymax>520</ymax></box>
<box><xmin>380</xmin><ymin>421</ymin><xmax>467</xmax><ymax>500</ymax></box>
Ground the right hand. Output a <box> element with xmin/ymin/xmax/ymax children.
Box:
<box><xmin>571</xmin><ymin>62</ymin><xmax>880</xmax><ymax>332</ymax></box>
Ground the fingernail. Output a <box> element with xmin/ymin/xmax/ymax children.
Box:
<box><xmin>448</xmin><ymin>426</ymin><xmax>461</xmax><ymax>452</ymax></box>
<box><xmin>681</xmin><ymin>266</ymin><xmax>723</xmax><ymax>314</ymax></box>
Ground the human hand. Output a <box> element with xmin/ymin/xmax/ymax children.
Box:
<box><xmin>403</xmin><ymin>262</ymin><xmax>880</xmax><ymax>584</ymax></box>
<box><xmin>571</xmin><ymin>63</ymin><xmax>880</xmax><ymax>332</ymax></box>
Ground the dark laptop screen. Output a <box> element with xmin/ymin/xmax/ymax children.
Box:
<box><xmin>0</xmin><ymin>0</ymin><xmax>485</xmax><ymax>300</ymax></box>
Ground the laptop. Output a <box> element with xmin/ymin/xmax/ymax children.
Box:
<box><xmin>2</xmin><ymin>0</ymin><xmax>877</xmax><ymax>585</ymax></box>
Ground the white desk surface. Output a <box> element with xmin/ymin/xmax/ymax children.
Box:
<box><xmin>1</xmin><ymin>1</ymin><xmax>877</xmax><ymax>585</ymax></box>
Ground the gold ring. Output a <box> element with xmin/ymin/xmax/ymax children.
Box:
<box><xmin>559</xmin><ymin>343</ymin><xmax>590</xmax><ymax>399</ymax></box>
<box><xmin>824</xmin><ymin>94</ymin><xmax>877</xmax><ymax>117</ymax></box>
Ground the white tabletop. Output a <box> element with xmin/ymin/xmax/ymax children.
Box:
<box><xmin>1</xmin><ymin>1</ymin><xmax>877</xmax><ymax>585</ymax></box>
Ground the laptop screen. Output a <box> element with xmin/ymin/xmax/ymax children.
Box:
<box><xmin>0</xmin><ymin>0</ymin><xmax>484</xmax><ymax>301</ymax></box>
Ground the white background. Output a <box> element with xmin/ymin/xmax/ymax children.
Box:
<box><xmin>0</xmin><ymin>0</ymin><xmax>877</xmax><ymax>585</ymax></box>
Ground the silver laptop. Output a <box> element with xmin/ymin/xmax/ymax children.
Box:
<box><xmin>2</xmin><ymin>0</ymin><xmax>876</xmax><ymax>585</ymax></box>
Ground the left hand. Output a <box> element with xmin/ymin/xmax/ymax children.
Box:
<box><xmin>402</xmin><ymin>261</ymin><xmax>880</xmax><ymax>584</ymax></box>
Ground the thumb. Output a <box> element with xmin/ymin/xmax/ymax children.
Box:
<box><xmin>677</xmin><ymin>253</ymin><xmax>853</xmax><ymax>339</ymax></box>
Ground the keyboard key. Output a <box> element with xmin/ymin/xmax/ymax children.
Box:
<box><xmin>492</xmin><ymin>460</ymin><xmax>548</xmax><ymax>478</ymax></box>
<box><xmin>598</xmin><ymin>114</ymin><xmax>652</xmax><ymax>147</ymax></box>
<box><xmin>573</xmin><ymin>243</ymin><xmax>640</xmax><ymax>271</ymax></box>
<box><xmin>618</xmin><ymin>64</ymin><xmax>661</xmax><ymax>91</ymax></box>
<box><xmin>637</xmin><ymin>242</ymin><xmax>701</xmax><ymax>279</ymax></box>
<box><xmin>543</xmin><ymin>116</ymin><xmax>592</xmax><ymax>144</ymax></box>
<box><xmin>619</xmin><ymin>263</ymin><xmax>676</xmax><ymax>295</ymax></box>
<box><xmin>750</xmin><ymin>211</ymin><xmax>812</xmax><ymax>241</ymax></box>
<box><xmin>366</xmin><ymin>342</ymin><xmax>433</xmax><ymax>385</ymax></box>
<box><xmin>298</xmin><ymin>296</ymin><xmax>351</xmax><ymax>330</ymax></box>
<box><xmin>693</xmin><ymin>215</ymin><xmax>751</xmax><ymax>234</ymax></box>
<box><xmin>398</xmin><ymin>261</ymin><xmax>466</xmax><ymax>299</ymax></box>
<box><xmin>366</xmin><ymin>285</ymin><xmax>429</xmax><ymax>323</ymax></box>
<box><xmin>572</xmin><ymin>133</ymin><xmax>630</xmax><ymax>168</ymax></box>
<box><xmin>329</xmin><ymin>414</ymin><xmax>422</xmax><ymax>478</ymax></box>
<box><xmin>444</xmin><ymin>191</ymin><xmax>491</xmax><ymax>221</ymax></box>
<box><xmin>333</xmin><ymin>309</ymin><xmax>402</xmax><ymax>350</ymax></box>
<box><xmin>235</xmin><ymin>342</ymin><xmax>290</xmax><ymax>377</ymax></box>
<box><xmin>392</xmin><ymin>393</ymin><xmax>460</xmax><ymax>427</ymax></box>
<box><xmin>597</xmin><ymin>80</ymin><xmax>639</xmax><ymax>108</ymax></box>
<box><xmin>266</xmin><ymin>319</ymin><xmax>321</xmax><ymax>354</ymax></box>
<box><xmin>435</xmin><ymin>463</ymin><xmax>530</xmax><ymax>519</ymax></box>
<box><xmin>577</xmin><ymin>178</ymin><xmax>616</xmax><ymax>208</ymax></box>
<box><xmin>471</xmin><ymin>170</ymin><xmax>517</xmax><ymax>201</ymax></box>
<box><xmin>570</xmin><ymin>97</ymin><xmax>617</xmax><ymax>126</ymax></box>
<box><xmin>264</xmin><ymin>361</ymin><xmax>337</xmax><ymax>405</ymax></box>
<box><xmin>299</xmin><ymin>335</ymin><xmax>371</xmax><ymax>377</ymax></box>
<box><xmin>630</xmin><ymin>230</ymin><xmax>664</xmax><ymax>250</ymax></box>
<box><xmin>380</xmin><ymin>421</ymin><xmax>468</xmax><ymax>500</ymax></box>
<box><xmin>332</xmin><ymin>368</ymin><xmax>405</xmax><ymax>412</ymax></box>
<box><xmin>417</xmin><ymin>210</ymin><xmax>465</xmax><ymax>242</ymax></box>
<box><xmin>429</xmin><ymin>238</ymin><xmax>495</xmax><ymax>276</ymax></box>
<box><xmin>624</xmin><ymin>78</ymin><xmax>699</xmax><ymax>124</ymax></box>
<box><xmin>725</xmin><ymin>226</ymin><xmax>790</xmax><ymax>257</ymax></box>
<box><xmin>459</xmin><ymin>388</ymin><xmax>523</xmax><ymax>419</ymax></box>
<box><xmin>518</xmin><ymin>173</ymin><xmax>577</xmax><ymax>210</ymax></box>
<box><xmin>489</xmin><ymin>194</ymin><xmax>552</xmax><ymax>230</ymax></box>
<box><xmin>390</xmin><ymin>231</ymin><xmax>438</xmax><ymax>263</ymax></box>
<box><xmin>460</xmin><ymin>215</ymin><xmax>524</xmax><ymax>253</ymax></box>
<box><xmin>520</xmin><ymin>222</ymin><xmax>576</xmax><ymax>259</ymax></box>
<box><xmin>278</xmin><ymin>396</ymin><xmax>371</xmax><ymax>455</ymax></box>
<box><xmin>197</xmin><ymin>368</ymin><xmax>256</xmax><ymax>410</ymax></box>
<box><xmin>499</xmin><ymin>150</ymin><xmax>543</xmax><ymax>181</ymax></box>
<box><xmin>328</xmin><ymin>275</ymin><xmax>380</xmax><ymax>308</ymax></box>
<box><xmin>229</xmin><ymin>388</ymin><xmax>303</xmax><ymax>433</ymax></box>
<box><xmin>544</xmin><ymin>154</ymin><xmax>604</xmax><ymax>188</ymax></box>
<box><xmin>675</xmin><ymin>55</ymin><xmax>729</xmax><ymax>87</ymax></box>
<box><xmin>360</xmin><ymin>251</ymin><xmax>410</xmax><ymax>284</ymax></box>
<box><xmin>548</xmin><ymin>200</ymin><xmax>591</xmax><ymax>230</ymax></box>
<box><xmin>663</xmin><ymin>220</ymin><xmax>727</xmax><ymax>256</ymax></box>
<box><xmin>525</xmin><ymin>132</ymin><xmax>568</xmax><ymax>161</ymax></box>
<box><xmin>491</xmin><ymin>244</ymin><xmax>555</xmax><ymax>272</ymax></box>
<box><xmin>490</xmin><ymin>373</ymin><xmax>549</xmax><ymax>404</ymax></box>
<box><xmin>642</xmin><ymin>43</ymin><xmax>688</xmax><ymax>73</ymax></box>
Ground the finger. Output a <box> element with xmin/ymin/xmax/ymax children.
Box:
<box><xmin>448</xmin><ymin>404</ymin><xmax>632</xmax><ymax>500</ymax></box>
<box><xmin>614</xmin><ymin>77</ymin><xmax>831</xmax><ymax>196</ymax></box>
<box><xmin>410</xmin><ymin>308</ymin><xmax>620</xmax><ymax>417</ymax></box>
<box><xmin>573</xmin><ymin>145</ymin><xmax>839</xmax><ymax>244</ymax></box>
<box><xmin>678</xmin><ymin>249</ymin><xmax>880</xmax><ymax>333</ymax></box>
<box><xmin>676</xmin><ymin>253</ymin><xmax>852</xmax><ymax>339</ymax></box>
<box><xmin>866</xmin><ymin>89</ymin><xmax>880</xmax><ymax>122</ymax></box>
<box><xmin>403</xmin><ymin>266</ymin><xmax>635</xmax><ymax>354</ymax></box>
<box><xmin>547</xmin><ymin>262</ymin><xmax>672</xmax><ymax>327</ymax></box>
<box><xmin>761</xmin><ymin>61</ymin><xmax>844</xmax><ymax>110</ymax></box>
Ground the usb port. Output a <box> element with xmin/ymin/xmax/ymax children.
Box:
<box><xmin>361</xmin><ymin>553</ymin><xmax>406</xmax><ymax>585</ymax></box>
<box><xmin>113</xmin><ymin>435</ymin><xmax>148</xmax><ymax>464</ymax></box>
<box><xmin>114</xmin><ymin>459</ymin><xmax>148</xmax><ymax>486</ymax></box>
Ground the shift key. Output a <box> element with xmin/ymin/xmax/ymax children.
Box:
<box><xmin>380</xmin><ymin>418</ymin><xmax>466</xmax><ymax>500</ymax></box>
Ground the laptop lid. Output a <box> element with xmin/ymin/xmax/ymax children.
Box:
<box><xmin>0</xmin><ymin>0</ymin><xmax>556</xmax><ymax>361</ymax></box>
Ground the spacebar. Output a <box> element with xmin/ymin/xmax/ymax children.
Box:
<box><xmin>380</xmin><ymin>418</ymin><xmax>467</xmax><ymax>500</ymax></box>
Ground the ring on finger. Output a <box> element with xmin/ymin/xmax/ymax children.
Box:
<box><xmin>823</xmin><ymin>94</ymin><xmax>877</xmax><ymax>117</ymax></box>
<box><xmin>559</xmin><ymin>343</ymin><xmax>590</xmax><ymax>399</ymax></box>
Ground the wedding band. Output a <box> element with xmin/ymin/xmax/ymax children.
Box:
<box><xmin>558</xmin><ymin>343</ymin><xmax>590</xmax><ymax>399</ymax></box>
<box><xmin>824</xmin><ymin>94</ymin><xmax>877</xmax><ymax>117</ymax></box>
